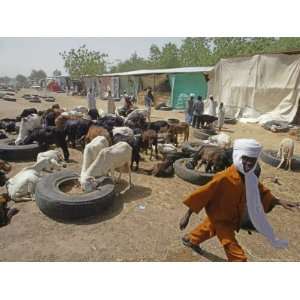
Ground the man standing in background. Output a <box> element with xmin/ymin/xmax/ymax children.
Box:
<box><xmin>87</xmin><ymin>88</ymin><xmax>96</xmax><ymax>110</ymax></box>
<box><xmin>192</xmin><ymin>96</ymin><xmax>204</xmax><ymax>128</ymax></box>
<box><xmin>185</xmin><ymin>94</ymin><xmax>194</xmax><ymax>125</ymax></box>
<box><xmin>144</xmin><ymin>87</ymin><xmax>154</xmax><ymax>121</ymax></box>
<box><xmin>207</xmin><ymin>95</ymin><xmax>217</xmax><ymax>117</ymax></box>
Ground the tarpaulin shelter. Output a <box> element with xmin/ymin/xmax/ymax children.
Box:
<box><xmin>209</xmin><ymin>53</ymin><xmax>300</xmax><ymax>124</ymax></box>
<box><xmin>100</xmin><ymin>67</ymin><xmax>212</xmax><ymax>109</ymax></box>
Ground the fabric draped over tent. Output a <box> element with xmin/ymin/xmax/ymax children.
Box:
<box><xmin>209</xmin><ymin>54</ymin><xmax>300</xmax><ymax>124</ymax></box>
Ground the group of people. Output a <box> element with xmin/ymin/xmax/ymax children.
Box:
<box><xmin>185</xmin><ymin>94</ymin><xmax>225</xmax><ymax>131</ymax></box>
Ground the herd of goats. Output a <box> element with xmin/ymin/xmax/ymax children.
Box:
<box><xmin>0</xmin><ymin>103</ymin><xmax>296</xmax><ymax>222</ymax></box>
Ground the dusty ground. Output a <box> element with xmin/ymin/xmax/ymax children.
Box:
<box><xmin>0</xmin><ymin>89</ymin><xmax>299</xmax><ymax>262</ymax></box>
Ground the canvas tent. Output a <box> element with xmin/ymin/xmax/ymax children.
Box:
<box><xmin>209</xmin><ymin>54</ymin><xmax>300</xmax><ymax>124</ymax></box>
<box><xmin>100</xmin><ymin>67</ymin><xmax>212</xmax><ymax>109</ymax></box>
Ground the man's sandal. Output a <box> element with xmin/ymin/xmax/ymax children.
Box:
<box><xmin>181</xmin><ymin>236</ymin><xmax>203</xmax><ymax>254</ymax></box>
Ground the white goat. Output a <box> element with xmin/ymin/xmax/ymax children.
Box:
<box><xmin>80</xmin><ymin>142</ymin><xmax>132</xmax><ymax>193</ymax></box>
<box><xmin>37</xmin><ymin>150</ymin><xmax>67</xmax><ymax>172</ymax></box>
<box><xmin>112</xmin><ymin>126</ymin><xmax>133</xmax><ymax>137</ymax></box>
<box><xmin>15</xmin><ymin>114</ymin><xmax>42</xmax><ymax>145</ymax></box>
<box><xmin>208</xmin><ymin>133</ymin><xmax>232</xmax><ymax>149</ymax></box>
<box><xmin>80</xmin><ymin>136</ymin><xmax>109</xmax><ymax>177</ymax></box>
<box><xmin>6</xmin><ymin>158</ymin><xmax>61</xmax><ymax>202</ymax></box>
<box><xmin>277</xmin><ymin>138</ymin><xmax>295</xmax><ymax>171</ymax></box>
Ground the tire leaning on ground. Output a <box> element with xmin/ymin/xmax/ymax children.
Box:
<box><xmin>181</xmin><ymin>141</ymin><xmax>206</xmax><ymax>156</ymax></box>
<box><xmin>224</xmin><ymin>117</ymin><xmax>237</xmax><ymax>125</ymax></box>
<box><xmin>193</xmin><ymin>128</ymin><xmax>216</xmax><ymax>140</ymax></box>
<box><xmin>260</xmin><ymin>149</ymin><xmax>300</xmax><ymax>171</ymax></box>
<box><xmin>0</xmin><ymin>140</ymin><xmax>40</xmax><ymax>161</ymax></box>
<box><xmin>174</xmin><ymin>158</ymin><xmax>214</xmax><ymax>185</ymax></box>
<box><xmin>35</xmin><ymin>171</ymin><xmax>116</xmax><ymax>221</ymax></box>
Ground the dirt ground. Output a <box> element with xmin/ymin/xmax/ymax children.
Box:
<box><xmin>0</xmin><ymin>89</ymin><xmax>299</xmax><ymax>262</ymax></box>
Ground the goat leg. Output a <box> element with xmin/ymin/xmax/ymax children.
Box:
<box><xmin>277</xmin><ymin>158</ymin><xmax>285</xmax><ymax>169</ymax></box>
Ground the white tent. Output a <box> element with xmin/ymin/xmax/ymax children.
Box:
<box><xmin>208</xmin><ymin>53</ymin><xmax>300</xmax><ymax>124</ymax></box>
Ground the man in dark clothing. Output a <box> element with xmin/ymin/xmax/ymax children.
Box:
<box><xmin>185</xmin><ymin>94</ymin><xmax>194</xmax><ymax>125</ymax></box>
<box><xmin>192</xmin><ymin>96</ymin><xmax>204</xmax><ymax>128</ymax></box>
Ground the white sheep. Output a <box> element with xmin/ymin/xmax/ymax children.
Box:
<box><xmin>208</xmin><ymin>133</ymin><xmax>232</xmax><ymax>149</ymax></box>
<box><xmin>6</xmin><ymin>158</ymin><xmax>62</xmax><ymax>202</ymax></box>
<box><xmin>80</xmin><ymin>141</ymin><xmax>132</xmax><ymax>193</ymax></box>
<box><xmin>277</xmin><ymin>138</ymin><xmax>295</xmax><ymax>171</ymax></box>
<box><xmin>37</xmin><ymin>149</ymin><xmax>67</xmax><ymax>172</ymax></box>
<box><xmin>15</xmin><ymin>114</ymin><xmax>42</xmax><ymax>145</ymax></box>
<box><xmin>80</xmin><ymin>136</ymin><xmax>109</xmax><ymax>177</ymax></box>
<box><xmin>112</xmin><ymin>126</ymin><xmax>133</xmax><ymax>137</ymax></box>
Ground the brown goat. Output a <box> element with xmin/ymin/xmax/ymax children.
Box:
<box><xmin>85</xmin><ymin>125</ymin><xmax>112</xmax><ymax>145</ymax></box>
<box><xmin>0</xmin><ymin>159</ymin><xmax>12</xmax><ymax>173</ymax></box>
<box><xmin>142</xmin><ymin>129</ymin><xmax>158</xmax><ymax>160</ymax></box>
<box><xmin>55</xmin><ymin>114</ymin><xmax>70</xmax><ymax>130</ymax></box>
<box><xmin>168</xmin><ymin>122</ymin><xmax>189</xmax><ymax>145</ymax></box>
<box><xmin>195</xmin><ymin>145</ymin><xmax>230</xmax><ymax>173</ymax></box>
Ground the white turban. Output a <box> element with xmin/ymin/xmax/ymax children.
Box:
<box><xmin>233</xmin><ymin>139</ymin><xmax>288</xmax><ymax>249</ymax></box>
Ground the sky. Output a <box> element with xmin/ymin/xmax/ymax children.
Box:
<box><xmin>0</xmin><ymin>37</ymin><xmax>183</xmax><ymax>77</ymax></box>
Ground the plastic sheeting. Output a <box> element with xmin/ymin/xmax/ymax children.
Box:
<box><xmin>169</xmin><ymin>73</ymin><xmax>208</xmax><ymax>109</ymax></box>
<box><xmin>209</xmin><ymin>54</ymin><xmax>300</xmax><ymax>124</ymax></box>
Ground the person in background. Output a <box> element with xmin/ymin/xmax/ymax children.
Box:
<box><xmin>217</xmin><ymin>102</ymin><xmax>226</xmax><ymax>131</ymax></box>
<box><xmin>144</xmin><ymin>87</ymin><xmax>154</xmax><ymax>122</ymax></box>
<box><xmin>207</xmin><ymin>95</ymin><xmax>218</xmax><ymax>117</ymax></box>
<box><xmin>192</xmin><ymin>96</ymin><xmax>204</xmax><ymax>128</ymax></box>
<box><xmin>107</xmin><ymin>90</ymin><xmax>116</xmax><ymax>114</ymax></box>
<box><xmin>87</xmin><ymin>88</ymin><xmax>96</xmax><ymax>110</ymax></box>
<box><xmin>185</xmin><ymin>94</ymin><xmax>194</xmax><ymax>125</ymax></box>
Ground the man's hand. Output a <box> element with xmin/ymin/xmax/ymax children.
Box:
<box><xmin>179</xmin><ymin>209</ymin><xmax>193</xmax><ymax>230</ymax></box>
<box><xmin>277</xmin><ymin>199</ymin><xmax>300</xmax><ymax>212</ymax></box>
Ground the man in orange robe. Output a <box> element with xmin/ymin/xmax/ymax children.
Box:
<box><xmin>180</xmin><ymin>139</ymin><xmax>299</xmax><ymax>262</ymax></box>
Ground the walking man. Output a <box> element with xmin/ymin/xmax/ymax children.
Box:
<box><xmin>180</xmin><ymin>138</ymin><xmax>299</xmax><ymax>261</ymax></box>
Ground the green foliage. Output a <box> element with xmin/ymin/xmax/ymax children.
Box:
<box><xmin>53</xmin><ymin>69</ymin><xmax>62</xmax><ymax>77</ymax></box>
<box><xmin>59</xmin><ymin>45</ymin><xmax>108</xmax><ymax>79</ymax></box>
<box><xmin>0</xmin><ymin>76</ymin><xmax>11</xmax><ymax>85</ymax></box>
<box><xmin>112</xmin><ymin>52</ymin><xmax>149</xmax><ymax>72</ymax></box>
<box><xmin>109</xmin><ymin>37</ymin><xmax>300</xmax><ymax>73</ymax></box>
<box><xmin>15</xmin><ymin>74</ymin><xmax>28</xmax><ymax>88</ymax></box>
<box><xmin>29</xmin><ymin>69</ymin><xmax>47</xmax><ymax>82</ymax></box>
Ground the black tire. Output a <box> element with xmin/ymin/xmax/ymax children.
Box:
<box><xmin>35</xmin><ymin>171</ymin><xmax>116</xmax><ymax>221</ymax></box>
<box><xmin>168</xmin><ymin>118</ymin><xmax>180</xmax><ymax>124</ymax></box>
<box><xmin>262</xmin><ymin>121</ymin><xmax>289</xmax><ymax>132</ymax></box>
<box><xmin>193</xmin><ymin>128</ymin><xmax>217</xmax><ymax>140</ymax></box>
<box><xmin>181</xmin><ymin>141</ymin><xmax>206</xmax><ymax>155</ymax></box>
<box><xmin>0</xmin><ymin>140</ymin><xmax>40</xmax><ymax>161</ymax></box>
<box><xmin>155</xmin><ymin>103</ymin><xmax>167</xmax><ymax>110</ymax></box>
<box><xmin>224</xmin><ymin>117</ymin><xmax>237</xmax><ymax>125</ymax></box>
<box><xmin>174</xmin><ymin>158</ymin><xmax>214</xmax><ymax>185</ymax></box>
<box><xmin>2</xmin><ymin>96</ymin><xmax>16</xmax><ymax>102</ymax></box>
<box><xmin>160</xmin><ymin>106</ymin><xmax>172</xmax><ymax>111</ymax></box>
<box><xmin>260</xmin><ymin>149</ymin><xmax>300</xmax><ymax>171</ymax></box>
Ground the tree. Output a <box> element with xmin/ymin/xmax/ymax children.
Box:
<box><xmin>179</xmin><ymin>37</ymin><xmax>213</xmax><ymax>66</ymax></box>
<box><xmin>59</xmin><ymin>45</ymin><xmax>108</xmax><ymax>78</ymax></box>
<box><xmin>53</xmin><ymin>69</ymin><xmax>62</xmax><ymax>77</ymax></box>
<box><xmin>112</xmin><ymin>52</ymin><xmax>149</xmax><ymax>72</ymax></box>
<box><xmin>29</xmin><ymin>69</ymin><xmax>47</xmax><ymax>82</ymax></box>
<box><xmin>149</xmin><ymin>44</ymin><xmax>161</xmax><ymax>67</ymax></box>
<box><xmin>159</xmin><ymin>42</ymin><xmax>180</xmax><ymax>68</ymax></box>
<box><xmin>15</xmin><ymin>74</ymin><xmax>28</xmax><ymax>88</ymax></box>
<box><xmin>0</xmin><ymin>76</ymin><xmax>11</xmax><ymax>85</ymax></box>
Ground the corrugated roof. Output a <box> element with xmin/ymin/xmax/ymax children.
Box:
<box><xmin>99</xmin><ymin>66</ymin><xmax>213</xmax><ymax>77</ymax></box>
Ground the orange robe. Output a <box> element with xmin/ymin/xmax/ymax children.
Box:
<box><xmin>183</xmin><ymin>165</ymin><xmax>277</xmax><ymax>261</ymax></box>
